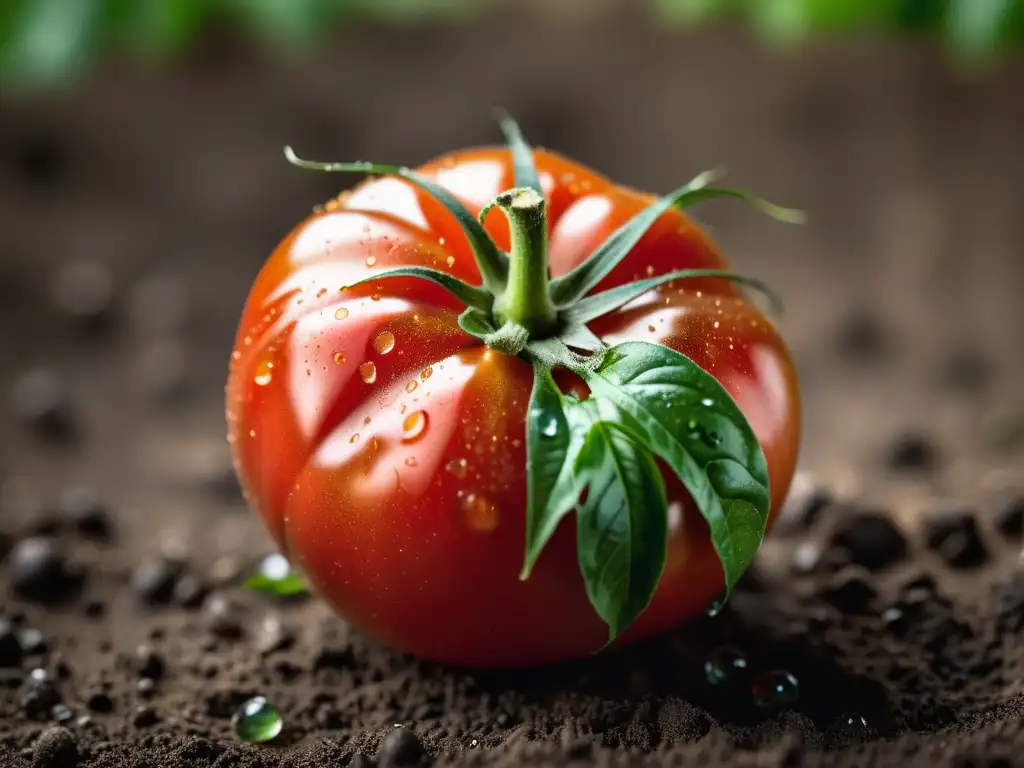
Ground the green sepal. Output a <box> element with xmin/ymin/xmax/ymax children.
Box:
<box><xmin>458</xmin><ymin>307</ymin><xmax>496</xmax><ymax>340</ymax></box>
<box><xmin>284</xmin><ymin>146</ymin><xmax>509</xmax><ymax>294</ymax></box>
<box><xmin>494</xmin><ymin>108</ymin><xmax>544</xmax><ymax>198</ymax></box>
<box><xmin>562</xmin><ymin>268</ymin><xmax>782</xmax><ymax>326</ymax></box>
<box><xmin>558</xmin><ymin>322</ymin><xmax>607</xmax><ymax>353</ymax></box>
<box><xmin>343</xmin><ymin>266</ymin><xmax>493</xmax><ymax>312</ymax></box>
<box><xmin>549</xmin><ymin>169</ymin><xmax>803</xmax><ymax>308</ymax></box>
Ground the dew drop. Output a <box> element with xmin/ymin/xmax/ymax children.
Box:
<box><xmin>365</xmin><ymin>255</ymin><xmax>377</xmax><ymax>267</ymax></box>
<box><xmin>333</xmin><ymin>352</ymin><xmax>346</xmax><ymax>365</ymax></box>
<box><xmin>701</xmin><ymin>398</ymin><xmax>714</xmax><ymax>407</ymax></box>
<box><xmin>334</xmin><ymin>307</ymin><xmax>349</xmax><ymax>320</ymax></box>
<box><xmin>460</xmin><ymin>493</ymin><xmax>499</xmax><ymax>532</ymax></box>
<box><xmin>405</xmin><ymin>380</ymin><xmax>418</xmax><ymax>393</ymax></box>
<box><xmin>405</xmin><ymin>456</ymin><xmax>417</xmax><ymax>467</ymax></box>
<box><xmin>402</xmin><ymin>410</ymin><xmax>428</xmax><ymax>442</ymax></box>
<box><xmin>438</xmin><ymin>236</ymin><xmax>446</xmax><ymax>246</ymax></box>
<box><xmin>232</xmin><ymin>696</ymin><xmax>282</xmax><ymax>743</ymax></box>
<box><xmin>254</xmin><ymin>360</ymin><xmax>273</xmax><ymax>386</ymax></box>
<box><xmin>705</xmin><ymin>590</ymin><xmax>727</xmax><ymax>616</ymax></box>
<box><xmin>374</xmin><ymin>331</ymin><xmax>395</xmax><ymax>355</ymax></box>
<box><xmin>751</xmin><ymin>670</ymin><xmax>799</xmax><ymax>710</ymax></box>
<box><xmin>350</xmin><ymin>433</ymin><xmax>360</xmax><ymax>444</ymax></box>
<box><xmin>648</xmin><ymin>325</ymin><xmax>656</xmax><ymax>333</ymax></box>
<box><xmin>359</xmin><ymin>362</ymin><xmax>377</xmax><ymax>383</ymax></box>
<box><xmin>445</xmin><ymin>458</ymin><xmax>468</xmax><ymax>478</ymax></box>
<box><xmin>316</xmin><ymin>288</ymin><xmax>327</xmax><ymax>298</ymax></box>
<box><xmin>363</xmin><ymin>416</ymin><xmax>371</xmax><ymax>426</ymax></box>
<box><xmin>540</xmin><ymin>417</ymin><xmax>559</xmax><ymax>438</ymax></box>
<box><xmin>371</xmin><ymin>293</ymin><xmax>381</xmax><ymax>302</ymax></box>
<box><xmin>420</xmin><ymin>367</ymin><xmax>433</xmax><ymax>381</ymax></box>
<box><xmin>703</xmin><ymin>646</ymin><xmax>749</xmax><ymax>686</ymax></box>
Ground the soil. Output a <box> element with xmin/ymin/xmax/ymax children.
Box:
<box><xmin>2</xmin><ymin>5</ymin><xmax>1024</xmax><ymax>767</ymax></box>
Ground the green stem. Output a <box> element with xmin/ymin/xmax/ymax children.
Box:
<box><xmin>487</xmin><ymin>187</ymin><xmax>558</xmax><ymax>337</ymax></box>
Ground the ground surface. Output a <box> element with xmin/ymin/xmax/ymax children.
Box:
<box><xmin>2</xmin><ymin>5</ymin><xmax>1024</xmax><ymax>767</ymax></box>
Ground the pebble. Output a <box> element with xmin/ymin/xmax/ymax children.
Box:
<box><xmin>820</xmin><ymin>574</ymin><xmax>878</xmax><ymax>614</ymax></box>
<box><xmin>132</xmin><ymin>705</ymin><xmax>159</xmax><ymax>728</ymax></box>
<box><xmin>0</xmin><ymin>618</ymin><xmax>23</xmax><ymax>667</ymax></box>
<box><xmin>130</xmin><ymin>557</ymin><xmax>181</xmax><ymax>605</ymax></box>
<box><xmin>377</xmin><ymin>726</ymin><xmax>427</xmax><ymax>767</ymax></box>
<box><xmin>57</xmin><ymin>486</ymin><xmax>112</xmax><ymax>540</ymax></box>
<box><xmin>136</xmin><ymin>677</ymin><xmax>156</xmax><ymax>698</ymax></box>
<box><xmin>829</xmin><ymin>511</ymin><xmax>907</xmax><ymax>571</ymax></box>
<box><xmin>50</xmin><ymin>704</ymin><xmax>74</xmax><ymax>724</ymax></box>
<box><xmin>50</xmin><ymin>260</ymin><xmax>114</xmax><ymax>331</ymax></box>
<box><xmin>9</xmin><ymin>537</ymin><xmax>81</xmax><ymax>603</ymax></box>
<box><xmin>19</xmin><ymin>627</ymin><xmax>48</xmax><ymax>654</ymax></box>
<box><xmin>836</xmin><ymin>305</ymin><xmax>889</xmax><ymax>359</ymax></box>
<box><xmin>21</xmin><ymin>669</ymin><xmax>61</xmax><ymax>718</ymax></box>
<box><xmin>777</xmin><ymin>483</ymin><xmax>833</xmax><ymax>534</ymax></box>
<box><xmin>172</xmin><ymin>575</ymin><xmax>209</xmax><ymax>608</ymax></box>
<box><xmin>201</xmin><ymin>592</ymin><xmax>245</xmax><ymax>639</ymax></box>
<box><xmin>886</xmin><ymin>431</ymin><xmax>936</xmax><ymax>472</ymax></box>
<box><xmin>922</xmin><ymin>509</ymin><xmax>988</xmax><ymax>569</ymax></box>
<box><xmin>134</xmin><ymin>645</ymin><xmax>166</xmax><ymax>679</ymax></box>
<box><xmin>9</xmin><ymin>368</ymin><xmax>74</xmax><ymax>440</ymax></box>
<box><xmin>31</xmin><ymin>725</ymin><xmax>78</xmax><ymax>768</ymax></box>
<box><xmin>86</xmin><ymin>691</ymin><xmax>114</xmax><ymax>713</ymax></box>
<box><xmin>255</xmin><ymin>615</ymin><xmax>295</xmax><ymax>655</ymax></box>
<box><xmin>882</xmin><ymin>606</ymin><xmax>908</xmax><ymax>637</ymax></box>
<box><xmin>992</xmin><ymin>492</ymin><xmax>1024</xmax><ymax>539</ymax></box>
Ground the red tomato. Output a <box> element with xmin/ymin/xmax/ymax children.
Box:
<box><xmin>226</xmin><ymin>147</ymin><xmax>801</xmax><ymax>668</ymax></box>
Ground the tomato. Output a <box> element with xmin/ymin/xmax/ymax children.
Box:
<box><xmin>227</xmin><ymin>142</ymin><xmax>801</xmax><ymax>668</ymax></box>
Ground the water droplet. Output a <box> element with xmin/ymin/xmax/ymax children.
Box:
<box><xmin>703</xmin><ymin>646</ymin><xmax>748</xmax><ymax>686</ymax></box>
<box><xmin>461</xmin><ymin>493</ymin><xmax>499</xmax><ymax>532</ymax></box>
<box><xmin>402</xmin><ymin>410</ymin><xmax>428</xmax><ymax>442</ymax></box>
<box><xmin>405</xmin><ymin>380</ymin><xmax>418</xmax><ymax>393</ymax></box>
<box><xmin>646</xmin><ymin>265</ymin><xmax>655</xmax><ymax>276</ymax></box>
<box><xmin>316</xmin><ymin>288</ymin><xmax>327</xmax><ymax>298</ymax></box>
<box><xmin>701</xmin><ymin>398</ymin><xmax>714</xmax><ymax>407</ymax></box>
<box><xmin>374</xmin><ymin>331</ymin><xmax>395</xmax><ymax>355</ymax></box>
<box><xmin>232</xmin><ymin>696</ymin><xmax>282</xmax><ymax>743</ymax></box>
<box><xmin>705</xmin><ymin>590</ymin><xmax>727</xmax><ymax>616</ymax></box>
<box><xmin>438</xmin><ymin>236</ymin><xmax>446</xmax><ymax>246</ymax></box>
<box><xmin>350</xmin><ymin>433</ymin><xmax>360</xmax><ymax>444</ymax></box>
<box><xmin>359</xmin><ymin>362</ymin><xmax>377</xmax><ymax>383</ymax></box>
<box><xmin>839</xmin><ymin>712</ymin><xmax>871</xmax><ymax>734</ymax></box>
<box><xmin>751</xmin><ymin>670</ymin><xmax>799</xmax><ymax>710</ymax></box>
<box><xmin>333</xmin><ymin>352</ymin><xmax>346</xmax><ymax>365</ymax></box>
<box><xmin>254</xmin><ymin>360</ymin><xmax>273</xmax><ymax>386</ymax></box>
<box><xmin>445</xmin><ymin>458</ymin><xmax>468</xmax><ymax>478</ymax></box>
<box><xmin>363</xmin><ymin>416</ymin><xmax>371</xmax><ymax>426</ymax></box>
<box><xmin>445</xmin><ymin>256</ymin><xmax>455</xmax><ymax>268</ymax></box>
<box><xmin>405</xmin><ymin>457</ymin><xmax>417</xmax><ymax>467</ymax></box>
<box><xmin>647</xmin><ymin>325</ymin><xmax>656</xmax><ymax>333</ymax></box>
<box><xmin>540</xmin><ymin>417</ymin><xmax>559</xmax><ymax>437</ymax></box>
<box><xmin>335</xmin><ymin>307</ymin><xmax>349</xmax><ymax>320</ymax></box>
<box><xmin>371</xmin><ymin>293</ymin><xmax>381</xmax><ymax>302</ymax></box>
<box><xmin>365</xmin><ymin>256</ymin><xmax>377</xmax><ymax>267</ymax></box>
<box><xmin>420</xmin><ymin>367</ymin><xmax>433</xmax><ymax>381</ymax></box>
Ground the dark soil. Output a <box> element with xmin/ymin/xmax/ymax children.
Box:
<box><xmin>2</xmin><ymin>5</ymin><xmax>1024</xmax><ymax>767</ymax></box>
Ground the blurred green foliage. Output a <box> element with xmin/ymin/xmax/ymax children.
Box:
<box><xmin>2</xmin><ymin>0</ymin><xmax>1022</xmax><ymax>92</ymax></box>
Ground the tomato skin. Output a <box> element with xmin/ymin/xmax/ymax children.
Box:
<box><xmin>227</xmin><ymin>148</ymin><xmax>801</xmax><ymax>668</ymax></box>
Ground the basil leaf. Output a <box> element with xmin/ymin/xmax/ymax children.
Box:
<box><xmin>582</xmin><ymin>341</ymin><xmax>770</xmax><ymax>601</ymax></box>
<box><xmin>344</xmin><ymin>266</ymin><xmax>493</xmax><ymax>311</ymax></box>
<box><xmin>283</xmin><ymin>147</ymin><xmax>509</xmax><ymax>294</ymax></box>
<box><xmin>521</xmin><ymin>363</ymin><xmax>583</xmax><ymax>578</ymax></box>
<box><xmin>573</xmin><ymin>416</ymin><xmax>668</xmax><ymax>642</ymax></box>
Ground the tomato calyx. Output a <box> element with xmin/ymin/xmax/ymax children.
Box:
<box><xmin>283</xmin><ymin>113</ymin><xmax>805</xmax><ymax>644</ymax></box>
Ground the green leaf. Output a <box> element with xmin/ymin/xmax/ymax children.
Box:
<box><xmin>494</xmin><ymin>108</ymin><xmax>543</xmax><ymax>198</ymax></box>
<box><xmin>674</xmin><ymin>187</ymin><xmax>806</xmax><ymax>224</ymax></box>
<box><xmin>342</xmin><ymin>266</ymin><xmax>493</xmax><ymax>312</ymax></box>
<box><xmin>0</xmin><ymin>0</ymin><xmax>107</xmax><ymax>89</ymax></box>
<box><xmin>581</xmin><ymin>341</ymin><xmax>770</xmax><ymax>602</ymax></box>
<box><xmin>284</xmin><ymin>147</ymin><xmax>509</xmax><ymax>294</ymax></box>
<box><xmin>244</xmin><ymin>555</ymin><xmax>310</xmax><ymax>597</ymax></box>
<box><xmin>521</xmin><ymin>363</ymin><xmax>580</xmax><ymax>578</ymax></box>
<box><xmin>573</xmin><ymin>415</ymin><xmax>669</xmax><ymax>642</ymax></box>
<box><xmin>548</xmin><ymin>169</ymin><xmax>722</xmax><ymax>307</ymax></box>
<box><xmin>563</xmin><ymin>268</ymin><xmax>782</xmax><ymax>325</ymax></box>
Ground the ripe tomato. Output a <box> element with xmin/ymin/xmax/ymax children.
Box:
<box><xmin>227</xmin><ymin>143</ymin><xmax>800</xmax><ymax>668</ymax></box>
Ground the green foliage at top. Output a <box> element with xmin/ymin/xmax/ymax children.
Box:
<box><xmin>2</xmin><ymin>0</ymin><xmax>1022</xmax><ymax>93</ymax></box>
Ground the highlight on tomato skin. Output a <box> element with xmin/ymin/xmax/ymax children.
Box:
<box><xmin>226</xmin><ymin>122</ymin><xmax>802</xmax><ymax>668</ymax></box>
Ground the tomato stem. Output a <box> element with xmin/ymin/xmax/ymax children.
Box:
<box><xmin>488</xmin><ymin>187</ymin><xmax>558</xmax><ymax>338</ymax></box>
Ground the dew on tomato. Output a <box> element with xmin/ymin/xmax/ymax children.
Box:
<box><xmin>334</xmin><ymin>307</ymin><xmax>349</xmax><ymax>320</ymax></box>
<box><xmin>358</xmin><ymin>362</ymin><xmax>377</xmax><ymax>383</ymax></box>
<box><xmin>374</xmin><ymin>331</ymin><xmax>395</xmax><ymax>354</ymax></box>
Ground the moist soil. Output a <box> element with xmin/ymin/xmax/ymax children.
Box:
<box><xmin>2</xmin><ymin>6</ymin><xmax>1024</xmax><ymax>767</ymax></box>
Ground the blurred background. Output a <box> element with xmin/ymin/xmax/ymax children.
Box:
<box><xmin>1</xmin><ymin>0</ymin><xmax>1022</xmax><ymax>551</ymax></box>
